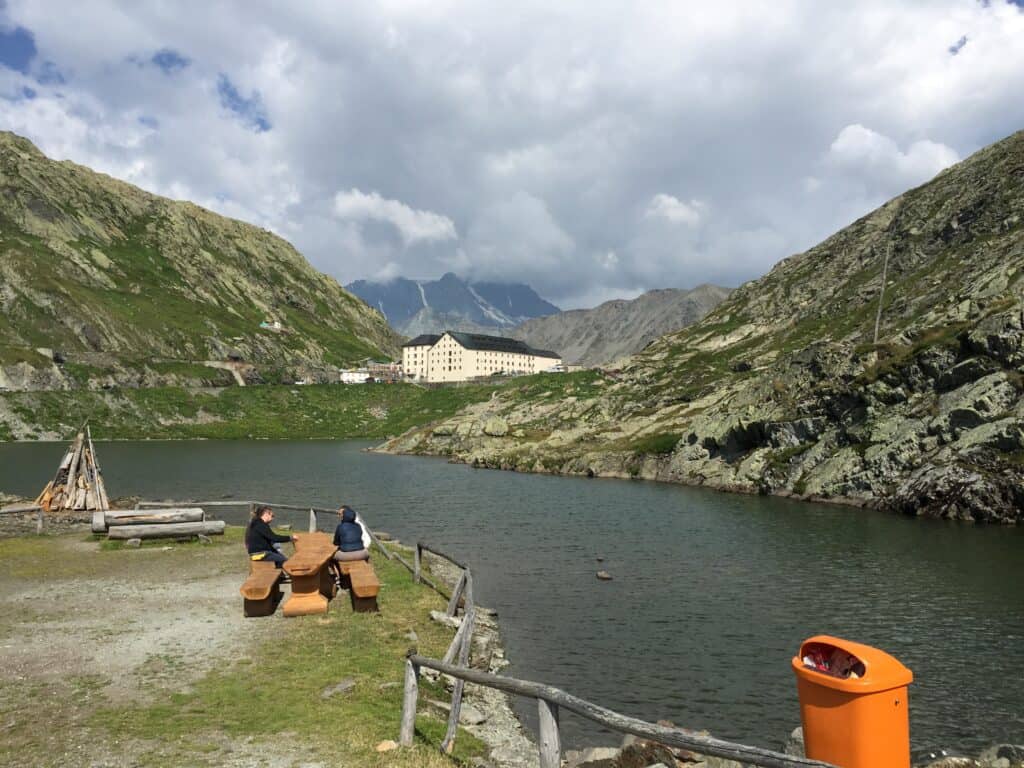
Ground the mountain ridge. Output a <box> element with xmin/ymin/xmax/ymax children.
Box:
<box><xmin>345</xmin><ymin>273</ymin><xmax>560</xmax><ymax>336</ymax></box>
<box><xmin>511</xmin><ymin>284</ymin><xmax>731</xmax><ymax>366</ymax></box>
<box><xmin>0</xmin><ymin>132</ymin><xmax>400</xmax><ymax>391</ymax></box>
<box><xmin>381</xmin><ymin>128</ymin><xmax>1024</xmax><ymax>523</ymax></box>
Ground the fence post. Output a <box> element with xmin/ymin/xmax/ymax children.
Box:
<box><xmin>441</xmin><ymin>606</ymin><xmax>475</xmax><ymax>754</ymax></box>
<box><xmin>414</xmin><ymin>544</ymin><xmax>422</xmax><ymax>583</ymax></box>
<box><xmin>537</xmin><ymin>699</ymin><xmax>561</xmax><ymax>768</ymax></box>
<box><xmin>446</xmin><ymin>571</ymin><xmax>467</xmax><ymax>617</ymax></box>
<box><xmin>36</xmin><ymin>508</ymin><xmax>44</xmax><ymax>535</ymax></box>
<box><xmin>399</xmin><ymin>657</ymin><xmax>420</xmax><ymax>746</ymax></box>
<box><xmin>308</xmin><ymin>508</ymin><xmax>316</xmax><ymax>533</ymax></box>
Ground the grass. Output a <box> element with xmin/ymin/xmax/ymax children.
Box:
<box><xmin>0</xmin><ymin>382</ymin><xmax>505</xmax><ymax>441</ymax></box>
<box><xmin>631</xmin><ymin>432</ymin><xmax>681</xmax><ymax>456</ymax></box>
<box><xmin>0</xmin><ymin>529</ymin><xmax>489</xmax><ymax>767</ymax></box>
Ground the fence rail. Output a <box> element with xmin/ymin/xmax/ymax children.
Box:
<box><xmin>82</xmin><ymin>496</ymin><xmax>833</xmax><ymax>766</ymax></box>
<box><xmin>402</xmin><ymin>654</ymin><xmax>836</xmax><ymax>768</ymax></box>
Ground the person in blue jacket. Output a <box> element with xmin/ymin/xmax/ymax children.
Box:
<box><xmin>333</xmin><ymin>505</ymin><xmax>370</xmax><ymax>562</ymax></box>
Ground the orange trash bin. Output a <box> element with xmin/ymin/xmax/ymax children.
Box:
<box><xmin>792</xmin><ymin>635</ymin><xmax>913</xmax><ymax>768</ymax></box>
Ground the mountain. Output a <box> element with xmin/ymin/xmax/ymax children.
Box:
<box><xmin>511</xmin><ymin>285</ymin><xmax>731</xmax><ymax>366</ymax></box>
<box><xmin>382</xmin><ymin>128</ymin><xmax>1024</xmax><ymax>523</ymax></box>
<box><xmin>345</xmin><ymin>273</ymin><xmax>560</xmax><ymax>336</ymax></box>
<box><xmin>0</xmin><ymin>132</ymin><xmax>400</xmax><ymax>391</ymax></box>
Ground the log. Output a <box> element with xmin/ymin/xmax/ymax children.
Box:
<box><xmin>86</xmin><ymin>426</ymin><xmax>110</xmax><ymax>512</ymax></box>
<box><xmin>0</xmin><ymin>503</ymin><xmax>43</xmax><ymax>515</ymax></box>
<box><xmin>399</xmin><ymin>658</ymin><xmax>419</xmax><ymax>747</ymax></box>
<box><xmin>446</xmin><ymin>571</ymin><xmax>467</xmax><ymax>617</ymax></box>
<box><xmin>441</xmin><ymin>606</ymin><xmax>476</xmax><ymax>754</ymax></box>
<box><xmin>107</xmin><ymin>510</ymin><xmax>205</xmax><ymax>527</ymax></box>
<box><xmin>104</xmin><ymin>508</ymin><xmax>205</xmax><ymax>521</ymax></box>
<box><xmin>63</xmin><ymin>434</ymin><xmax>84</xmax><ymax>510</ymax></box>
<box><xmin>107</xmin><ymin>521</ymin><xmax>225</xmax><ymax>540</ymax></box>
<box><xmin>407</xmin><ymin>655</ymin><xmax>837</xmax><ymax>768</ymax></box>
<box><xmin>538</xmin><ymin>699</ymin><xmax>561</xmax><ymax>768</ymax></box>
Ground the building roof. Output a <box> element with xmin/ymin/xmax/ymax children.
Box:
<box><xmin>445</xmin><ymin>331</ymin><xmax>560</xmax><ymax>359</ymax></box>
<box><xmin>402</xmin><ymin>334</ymin><xmax>442</xmax><ymax>347</ymax></box>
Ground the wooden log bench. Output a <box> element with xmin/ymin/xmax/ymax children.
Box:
<box><xmin>240</xmin><ymin>561</ymin><xmax>285</xmax><ymax>617</ymax></box>
<box><xmin>337</xmin><ymin>560</ymin><xmax>380</xmax><ymax>613</ymax></box>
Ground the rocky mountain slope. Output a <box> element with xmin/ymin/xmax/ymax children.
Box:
<box><xmin>0</xmin><ymin>132</ymin><xmax>400</xmax><ymax>391</ymax></box>
<box><xmin>346</xmin><ymin>273</ymin><xmax>559</xmax><ymax>336</ymax></box>
<box><xmin>382</xmin><ymin>129</ymin><xmax>1024</xmax><ymax>523</ymax></box>
<box><xmin>511</xmin><ymin>285</ymin><xmax>731</xmax><ymax>366</ymax></box>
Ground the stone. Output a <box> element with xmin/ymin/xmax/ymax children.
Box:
<box><xmin>782</xmin><ymin>726</ymin><xmax>805</xmax><ymax>757</ymax></box>
<box><xmin>459</xmin><ymin>704</ymin><xmax>488</xmax><ymax>725</ymax></box>
<box><xmin>405</xmin><ymin>629</ymin><xmax>418</xmax><ymax>643</ymax></box>
<box><xmin>616</xmin><ymin>742</ymin><xmax>677</xmax><ymax>768</ymax></box>
<box><xmin>483</xmin><ymin>417</ymin><xmax>509</xmax><ymax>437</ymax></box>
<box><xmin>321</xmin><ymin>678</ymin><xmax>356</xmax><ymax>699</ymax></box>
<box><xmin>197</xmin><ymin>534</ymin><xmax>213</xmax><ymax>544</ymax></box>
<box><xmin>125</xmin><ymin>538</ymin><xmax>142</xmax><ymax>548</ymax></box>
<box><xmin>596</xmin><ymin>570</ymin><xmax>613</xmax><ymax>580</ymax></box>
<box><xmin>564</xmin><ymin>746</ymin><xmax>620</xmax><ymax>768</ymax></box>
<box><xmin>979</xmin><ymin>744</ymin><xmax>1024</xmax><ymax>767</ymax></box>
<box><xmin>374</xmin><ymin>740</ymin><xmax>398</xmax><ymax>752</ymax></box>
<box><xmin>920</xmin><ymin>758</ymin><xmax>979</xmax><ymax>768</ymax></box>
<box><xmin>430</xmin><ymin>610</ymin><xmax>462</xmax><ymax>629</ymax></box>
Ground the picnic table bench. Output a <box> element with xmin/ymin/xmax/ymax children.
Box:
<box><xmin>283</xmin><ymin>532</ymin><xmax>338</xmax><ymax>617</ymax></box>
<box><xmin>336</xmin><ymin>559</ymin><xmax>381</xmax><ymax>613</ymax></box>
<box><xmin>240</xmin><ymin>560</ymin><xmax>285</xmax><ymax>617</ymax></box>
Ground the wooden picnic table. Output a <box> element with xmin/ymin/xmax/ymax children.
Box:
<box><xmin>283</xmin><ymin>532</ymin><xmax>338</xmax><ymax>617</ymax></box>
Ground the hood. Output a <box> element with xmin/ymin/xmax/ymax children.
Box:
<box><xmin>342</xmin><ymin>507</ymin><xmax>356</xmax><ymax>523</ymax></box>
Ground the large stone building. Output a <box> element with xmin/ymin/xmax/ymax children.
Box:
<box><xmin>402</xmin><ymin>331</ymin><xmax>561</xmax><ymax>383</ymax></box>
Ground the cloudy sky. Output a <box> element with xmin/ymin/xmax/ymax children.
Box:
<box><xmin>2</xmin><ymin>1</ymin><xmax>1023</xmax><ymax>309</ymax></box>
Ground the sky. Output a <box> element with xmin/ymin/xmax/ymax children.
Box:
<box><xmin>1</xmin><ymin>1</ymin><xmax>1023</xmax><ymax>309</ymax></box>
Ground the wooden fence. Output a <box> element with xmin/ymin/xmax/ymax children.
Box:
<box><xmin>117</xmin><ymin>498</ymin><xmax>834</xmax><ymax>766</ymax></box>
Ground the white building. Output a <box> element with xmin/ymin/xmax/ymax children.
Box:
<box><xmin>402</xmin><ymin>331</ymin><xmax>561</xmax><ymax>383</ymax></box>
<box><xmin>340</xmin><ymin>369</ymin><xmax>371</xmax><ymax>384</ymax></box>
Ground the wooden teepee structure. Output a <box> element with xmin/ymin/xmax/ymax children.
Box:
<box><xmin>35</xmin><ymin>424</ymin><xmax>111</xmax><ymax>513</ymax></box>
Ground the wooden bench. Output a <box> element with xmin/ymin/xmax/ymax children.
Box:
<box><xmin>344</xmin><ymin>560</ymin><xmax>381</xmax><ymax>613</ymax></box>
<box><xmin>240</xmin><ymin>561</ymin><xmax>285</xmax><ymax>617</ymax></box>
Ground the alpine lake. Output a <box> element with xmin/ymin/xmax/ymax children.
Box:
<box><xmin>1</xmin><ymin>439</ymin><xmax>1021</xmax><ymax>756</ymax></box>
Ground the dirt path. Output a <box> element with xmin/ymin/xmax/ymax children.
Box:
<box><xmin>0</xmin><ymin>528</ymin><xmax>314</xmax><ymax>766</ymax></box>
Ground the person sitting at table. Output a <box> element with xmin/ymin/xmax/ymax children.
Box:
<box><xmin>333</xmin><ymin>505</ymin><xmax>370</xmax><ymax>562</ymax></box>
<box><xmin>246</xmin><ymin>505</ymin><xmax>295</xmax><ymax>567</ymax></box>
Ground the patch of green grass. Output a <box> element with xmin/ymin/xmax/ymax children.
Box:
<box><xmin>0</xmin><ymin>382</ymin><xmax>503</xmax><ymax>441</ymax></box>
<box><xmin>631</xmin><ymin>432</ymin><xmax>681</xmax><ymax>456</ymax></box>
<box><xmin>89</xmin><ymin>551</ymin><xmax>486</xmax><ymax>766</ymax></box>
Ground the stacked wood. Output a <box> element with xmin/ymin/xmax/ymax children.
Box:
<box><xmin>91</xmin><ymin>508</ymin><xmax>206</xmax><ymax>533</ymax></box>
<box><xmin>35</xmin><ymin>426</ymin><xmax>110</xmax><ymax>513</ymax></box>
<box><xmin>107</xmin><ymin>520</ymin><xmax>226</xmax><ymax>540</ymax></box>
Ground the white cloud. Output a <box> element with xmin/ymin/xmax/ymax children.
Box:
<box><xmin>827</xmin><ymin>123</ymin><xmax>960</xmax><ymax>190</ymax></box>
<box><xmin>333</xmin><ymin>189</ymin><xmax>457</xmax><ymax>245</ymax></box>
<box><xmin>644</xmin><ymin>194</ymin><xmax>706</xmax><ymax>226</ymax></box>
<box><xmin>1</xmin><ymin>0</ymin><xmax>1023</xmax><ymax>310</ymax></box>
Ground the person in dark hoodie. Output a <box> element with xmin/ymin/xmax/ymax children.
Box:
<box><xmin>332</xmin><ymin>505</ymin><xmax>370</xmax><ymax>562</ymax></box>
<box><xmin>246</xmin><ymin>505</ymin><xmax>295</xmax><ymax>567</ymax></box>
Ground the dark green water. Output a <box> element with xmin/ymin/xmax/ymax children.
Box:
<box><xmin>1</xmin><ymin>439</ymin><xmax>1021</xmax><ymax>754</ymax></box>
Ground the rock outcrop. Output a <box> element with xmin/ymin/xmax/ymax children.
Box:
<box><xmin>379</xmin><ymin>128</ymin><xmax>1024</xmax><ymax>524</ymax></box>
<box><xmin>0</xmin><ymin>132</ymin><xmax>400</xmax><ymax>390</ymax></box>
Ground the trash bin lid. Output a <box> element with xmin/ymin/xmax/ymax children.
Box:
<box><xmin>792</xmin><ymin>634</ymin><xmax>913</xmax><ymax>693</ymax></box>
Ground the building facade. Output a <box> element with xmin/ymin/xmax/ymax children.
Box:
<box><xmin>401</xmin><ymin>331</ymin><xmax>561</xmax><ymax>383</ymax></box>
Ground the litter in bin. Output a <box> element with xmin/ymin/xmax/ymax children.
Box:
<box><xmin>801</xmin><ymin>642</ymin><xmax>867</xmax><ymax>679</ymax></box>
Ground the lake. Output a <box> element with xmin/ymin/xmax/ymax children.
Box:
<box><xmin>1</xmin><ymin>439</ymin><xmax>1021</xmax><ymax>754</ymax></box>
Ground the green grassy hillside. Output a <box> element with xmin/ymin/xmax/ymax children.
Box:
<box><xmin>0</xmin><ymin>132</ymin><xmax>401</xmax><ymax>390</ymax></box>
